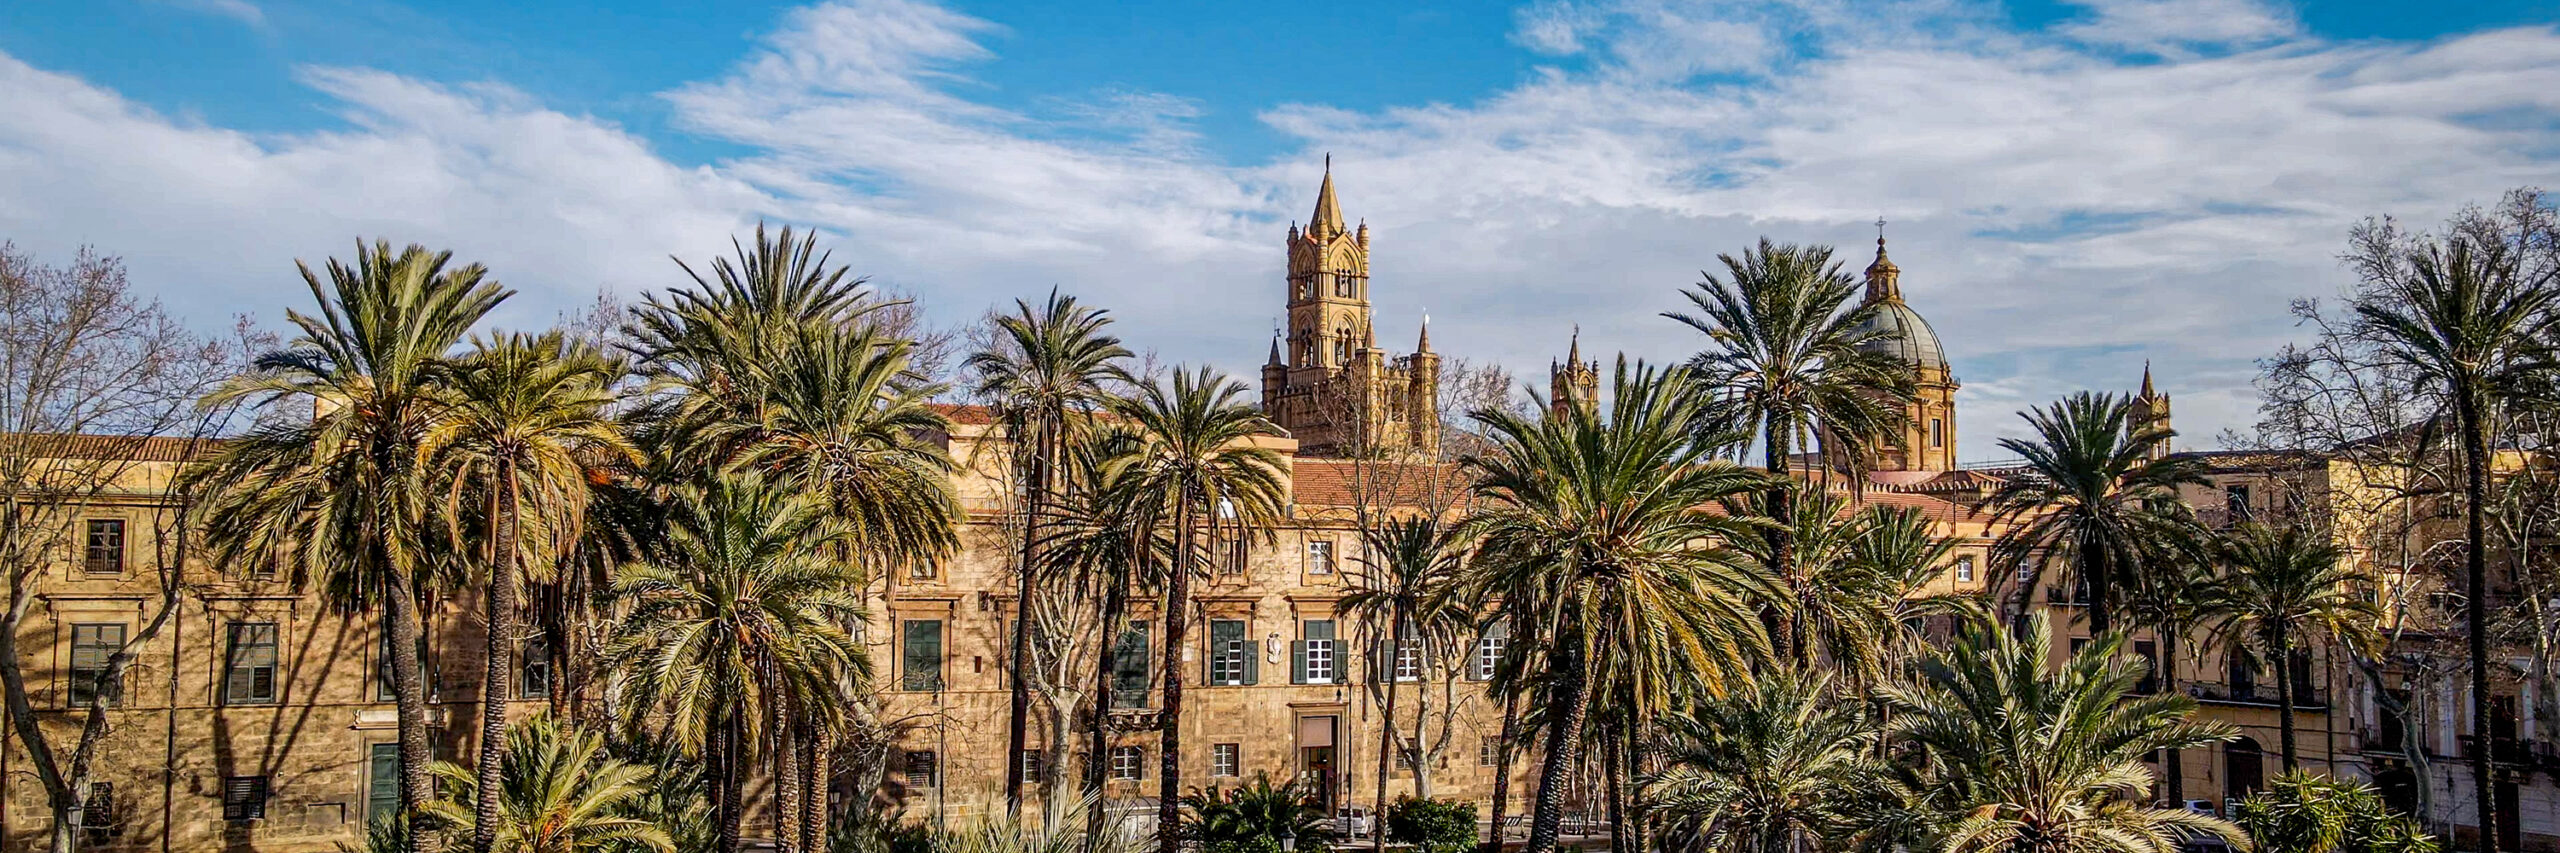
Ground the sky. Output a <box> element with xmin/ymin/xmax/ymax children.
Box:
<box><xmin>2</xmin><ymin>0</ymin><xmax>2557</xmax><ymax>461</ymax></box>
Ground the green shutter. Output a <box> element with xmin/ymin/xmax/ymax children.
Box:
<box><xmin>1113</xmin><ymin>621</ymin><xmax>1150</xmax><ymax>707</ymax></box>
<box><xmin>902</xmin><ymin>620</ymin><xmax>944</xmax><ymax>691</ymax></box>
<box><xmin>1243</xmin><ymin>630</ymin><xmax>1260</xmax><ymax>685</ymax></box>
<box><xmin>1208</xmin><ymin>620</ymin><xmax>1238</xmax><ymax>684</ymax></box>
<box><xmin>1291</xmin><ymin>640</ymin><xmax>1308</xmax><ymax>684</ymax></box>
<box><xmin>367</xmin><ymin>744</ymin><xmax>400</xmax><ymax>826</ymax></box>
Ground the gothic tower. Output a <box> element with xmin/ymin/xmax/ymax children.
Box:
<box><xmin>2128</xmin><ymin>363</ymin><xmax>2173</xmax><ymax>460</ymax></box>
<box><xmin>1262</xmin><ymin>161</ymin><xmax>1439</xmax><ymax>457</ymax></box>
<box><xmin>1550</xmin><ymin>327</ymin><xmax>1599</xmax><ymax>419</ymax></box>
<box><xmin>1850</xmin><ymin>230</ymin><xmax>1961</xmax><ymax>473</ymax></box>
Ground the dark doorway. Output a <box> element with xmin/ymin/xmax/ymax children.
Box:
<box><xmin>2225</xmin><ymin>736</ymin><xmax>2264</xmax><ymax>806</ymax></box>
<box><xmin>2374</xmin><ymin>768</ymin><xmax>2417</xmax><ymax>817</ymax></box>
<box><xmin>1298</xmin><ymin>715</ymin><xmax>1339</xmax><ymax>816</ymax></box>
<box><xmin>2495</xmin><ymin>780</ymin><xmax>2519</xmax><ymax>852</ymax></box>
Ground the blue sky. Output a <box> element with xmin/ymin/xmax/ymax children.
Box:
<box><xmin>2</xmin><ymin>0</ymin><xmax>2557</xmax><ymax>457</ymax></box>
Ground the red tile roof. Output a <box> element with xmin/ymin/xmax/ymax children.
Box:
<box><xmin>1290</xmin><ymin>457</ymin><xmax>1471</xmax><ymax>510</ymax></box>
<box><xmin>0</xmin><ymin>433</ymin><xmax>221</xmax><ymax>462</ymax></box>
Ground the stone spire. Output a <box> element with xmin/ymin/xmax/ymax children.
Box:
<box><xmin>1309</xmin><ymin>155</ymin><xmax>1345</xmax><ymax>238</ymax></box>
<box><xmin>2139</xmin><ymin>360</ymin><xmax>2157</xmax><ymax>399</ymax></box>
<box><xmin>1416</xmin><ymin>313</ymin><xmax>1431</xmax><ymax>354</ymax></box>
<box><xmin>1268</xmin><ymin>330</ymin><xmax>1285</xmax><ymax>366</ymax></box>
<box><xmin>1864</xmin><ymin>217</ymin><xmax>1902</xmax><ymax>304</ymax></box>
<box><xmin>1567</xmin><ymin>325</ymin><xmax>1583</xmax><ymax>366</ymax></box>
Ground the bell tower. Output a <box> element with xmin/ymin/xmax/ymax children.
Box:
<box><xmin>1263</xmin><ymin>160</ymin><xmax>1438</xmax><ymax>458</ymax></box>
<box><xmin>1286</xmin><ymin>158</ymin><xmax>1372</xmax><ymax>376</ymax></box>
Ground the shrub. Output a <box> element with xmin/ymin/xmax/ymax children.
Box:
<box><xmin>1384</xmin><ymin>797</ymin><xmax>1478</xmax><ymax>853</ymax></box>
<box><xmin>1183</xmin><ymin>774</ymin><xmax>1332</xmax><ymax>853</ymax></box>
<box><xmin>2232</xmin><ymin>771</ymin><xmax>2436</xmax><ymax>853</ymax></box>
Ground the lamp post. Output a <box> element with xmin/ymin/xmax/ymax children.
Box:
<box><xmin>1281</xmin><ymin>824</ymin><xmax>1298</xmax><ymax>852</ymax></box>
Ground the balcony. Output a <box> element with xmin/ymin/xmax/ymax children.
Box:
<box><xmin>2457</xmin><ymin>735</ymin><xmax>2536</xmax><ymax>767</ymax></box>
<box><xmin>2189</xmin><ymin>682</ymin><xmax>2327</xmax><ymax>709</ymax></box>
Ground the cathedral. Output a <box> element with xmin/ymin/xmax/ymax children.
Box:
<box><xmin>1260</xmin><ymin>164</ymin><xmax>1441</xmax><ymax>458</ymax></box>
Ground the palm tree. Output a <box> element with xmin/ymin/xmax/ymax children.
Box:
<box><xmin>1108</xmin><ymin>367</ymin><xmax>1289</xmax><ymax>853</ymax></box>
<box><xmin>1034</xmin><ymin>428</ymin><xmax>1171</xmax><ymax>807</ymax></box>
<box><xmin>1340</xmin><ymin>516</ymin><xmax>1468</xmax><ymax>848</ymax></box>
<box><xmin>187</xmin><ymin>241</ymin><xmax>509</xmax><ymax>851</ymax></box>
<box><xmin>1455</xmin><ymin>360</ymin><xmax>1773</xmax><ymax>853</ymax></box>
<box><xmin>2350</xmin><ymin>226</ymin><xmax>2560</xmax><ymax>853</ymax></box>
<box><xmin>1641</xmin><ymin>672</ymin><xmax>1883</xmax><ymax>853</ymax></box>
<box><xmin>2116</xmin><ymin>540</ymin><xmax>2223</xmax><ymax>809</ymax></box>
<box><xmin>967</xmin><ymin>289</ymin><xmax>1131</xmax><ymax>815</ymax></box>
<box><xmin>1666</xmin><ymin>239</ymin><xmax>1915</xmax><ymax>659</ymax></box>
<box><xmin>1877</xmin><ymin>622</ymin><xmax>2247</xmax><ymax>853</ymax></box>
<box><xmin>420</xmin><ymin>715</ymin><xmax>674</xmax><ymax>853</ymax></box>
<box><xmin>1721</xmin><ymin>484</ymin><xmax>1899</xmax><ymax>679</ymax></box>
<box><xmin>1846</xmin><ymin>504</ymin><xmax>1973</xmax><ymax>664</ymax></box>
<box><xmin>421</xmin><ymin>332</ymin><xmax>636</xmax><ymax>853</ymax></box>
<box><xmin>2206</xmin><ymin>522</ymin><xmax>2383</xmax><ymax>770</ymax></box>
<box><xmin>609</xmin><ymin>473</ymin><xmax>866</xmax><ymax>853</ymax></box>
<box><xmin>1980</xmin><ymin>392</ymin><xmax>2204</xmax><ymax>637</ymax></box>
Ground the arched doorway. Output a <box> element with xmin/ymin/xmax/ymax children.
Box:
<box><xmin>2224</xmin><ymin>736</ymin><xmax>2264</xmax><ymax>807</ymax></box>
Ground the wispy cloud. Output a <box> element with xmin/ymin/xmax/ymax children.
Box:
<box><xmin>158</xmin><ymin>0</ymin><xmax>265</xmax><ymax>27</ymax></box>
<box><xmin>0</xmin><ymin>0</ymin><xmax>2554</xmax><ymax>456</ymax></box>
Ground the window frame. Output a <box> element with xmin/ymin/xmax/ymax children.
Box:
<box><xmin>83</xmin><ymin>519</ymin><xmax>127</xmax><ymax>576</ymax></box>
<box><xmin>67</xmin><ymin>622</ymin><xmax>126</xmax><ymax>708</ymax></box>
<box><xmin>1954</xmin><ymin>556</ymin><xmax>1976</xmax><ymax>583</ymax></box>
<box><xmin>223</xmin><ymin>622</ymin><xmax>281</xmax><ymax>706</ymax></box>
<box><xmin>904</xmin><ymin>750</ymin><xmax>938</xmax><ymax>789</ymax></box>
<box><xmin>1207</xmin><ymin>618</ymin><xmax>1253</xmax><ymax>686</ymax></box>
<box><xmin>1211</xmin><ymin>742</ymin><xmax>1240</xmax><ymax>778</ymax></box>
<box><xmin>1303</xmin><ymin>624</ymin><xmax>1336</xmax><ymax>685</ymax></box>
<box><xmin>1109</xmin><ymin>746</ymin><xmax>1144</xmax><ymax>781</ymax></box>
<box><xmin>221</xmin><ymin>775</ymin><xmax>268</xmax><ymax>822</ymax></box>
<box><xmin>901</xmin><ymin>619</ymin><xmax>946</xmax><ymax>692</ymax></box>
<box><xmin>520</xmin><ymin>636</ymin><xmax>553</xmax><ymax>699</ymax></box>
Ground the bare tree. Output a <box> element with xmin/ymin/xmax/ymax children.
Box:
<box><xmin>0</xmin><ymin>244</ymin><xmax>241</xmax><ymax>853</ymax></box>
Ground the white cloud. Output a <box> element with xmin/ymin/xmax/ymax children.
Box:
<box><xmin>158</xmin><ymin>0</ymin><xmax>265</xmax><ymax>27</ymax></box>
<box><xmin>0</xmin><ymin>0</ymin><xmax>2555</xmax><ymax>457</ymax></box>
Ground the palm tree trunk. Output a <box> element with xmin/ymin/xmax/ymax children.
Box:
<box><xmin>720</xmin><ymin>711</ymin><xmax>747</xmax><ymax>853</ymax></box>
<box><xmin>2085</xmin><ymin>540</ymin><xmax>2112</xmax><ymax>637</ymax></box>
<box><xmin>2458</xmin><ymin>393</ymin><xmax>2500</xmax><ymax>853</ymax></box>
<box><xmin>1086</xmin><ymin>569</ymin><xmax>1130</xmax><ymax>800</ymax></box>
<box><xmin>1155</xmin><ymin>494</ymin><xmax>1196</xmax><ymax>853</ymax></box>
<box><xmin>2274</xmin><ymin>632</ymin><xmax>2298</xmax><ymax>772</ymax></box>
<box><xmin>1413</xmin><ymin>677</ymin><xmax>1435</xmax><ymax>799</ymax></box>
<box><xmin>802</xmin><ymin>733</ymin><xmax>828</xmax><ymax>851</ymax></box>
<box><xmin>383</xmin><ymin>565</ymin><xmax>435</xmax><ymax>853</ymax></box>
<box><xmin>2162</xmin><ymin>630</ymin><xmax>2186</xmax><ymax>807</ymax></box>
<box><xmin>775</xmin><ymin>688</ymin><xmax>804</xmax><ymax>853</ymax></box>
<box><xmin>473</xmin><ymin>464</ymin><xmax>519</xmax><ymax>853</ymax></box>
<box><xmin>1525</xmin><ymin>634</ymin><xmax>1589</xmax><ymax>853</ymax></box>
<box><xmin>1763</xmin><ymin>416</ymin><xmax>1799</xmax><ymax>663</ymax></box>
<box><xmin>1601</xmin><ymin>719</ymin><xmax>1625</xmax><ymax>851</ymax></box>
<box><xmin>1375</xmin><ymin>614</ymin><xmax>1403</xmax><ymax>853</ymax></box>
<box><xmin>1621</xmin><ymin>708</ymin><xmax>1643</xmax><ymax>849</ymax></box>
<box><xmin>1007</xmin><ymin>430</ymin><xmax>1050</xmax><ymax>817</ymax></box>
<box><xmin>1484</xmin><ymin>684</ymin><xmax>1520</xmax><ymax>853</ymax></box>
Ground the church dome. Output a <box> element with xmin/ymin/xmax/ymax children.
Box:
<box><xmin>1852</xmin><ymin>300</ymin><xmax>1950</xmax><ymax>372</ymax></box>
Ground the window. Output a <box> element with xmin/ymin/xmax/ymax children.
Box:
<box><xmin>2135</xmin><ymin>640</ymin><xmax>2160</xmax><ymax>694</ymax></box>
<box><xmin>2225</xmin><ymin>485</ymin><xmax>2253</xmax><ymax>521</ymax></box>
<box><xmin>901</xmin><ymin>620</ymin><xmax>944</xmax><ymax>692</ymax></box>
<box><xmin>68</xmin><ymin>623</ymin><xmax>125</xmax><ymax>707</ymax></box>
<box><xmin>908</xmin><ymin>559</ymin><xmax>937</xmax><ymax>580</ymax></box>
<box><xmin>1472</xmin><ymin>623</ymin><xmax>1509</xmax><ymax>682</ymax></box>
<box><xmin>1294</xmin><ymin>620</ymin><xmax>1337</xmax><ymax>684</ymax></box>
<box><xmin>1208</xmin><ymin>619</ymin><xmax>1255</xmax><ymax>686</ymax></box>
<box><xmin>82</xmin><ymin>781</ymin><xmax>119</xmax><ymax>842</ymax></box>
<box><xmin>1954</xmin><ymin>556</ymin><xmax>1975</xmax><ymax>583</ymax></box>
<box><xmin>1391</xmin><ymin>638</ymin><xmax>1422</xmax><ymax>682</ymax></box>
<box><xmin>1112</xmin><ymin>620</ymin><xmax>1151</xmax><ymax>707</ymax></box>
<box><xmin>1307</xmin><ymin>540</ymin><xmax>1335</xmax><ymax>575</ymax></box>
<box><xmin>367</xmin><ymin>743</ymin><xmax>400</xmax><ymax>826</ymax></box>
<box><xmin>223</xmin><ymin>622</ymin><xmax>279</xmax><ymax>705</ymax></box>
<box><xmin>1212</xmin><ymin>743</ymin><xmax>1241</xmax><ymax>777</ymax></box>
<box><xmin>1480</xmin><ymin>736</ymin><xmax>1503</xmax><ymax>767</ymax></box>
<box><xmin>904</xmin><ymin>751</ymin><xmax>938</xmax><ymax>789</ymax></box>
<box><xmin>1019</xmin><ymin>749</ymin><xmax>1045</xmax><ymax>780</ymax></box>
<box><xmin>222</xmin><ymin>775</ymin><xmax>268</xmax><ymax>821</ymax></box>
<box><xmin>1223</xmin><ymin>533</ymin><xmax>1250</xmax><ymax>575</ymax></box>
<box><xmin>1110</xmin><ymin>746</ymin><xmax>1144</xmax><ymax>781</ymax></box>
<box><xmin>376</xmin><ymin>628</ymin><xmax>426</xmax><ymax>703</ymax></box>
<box><xmin>84</xmin><ymin>519</ymin><xmax>125</xmax><ymax>575</ymax></box>
<box><xmin>1929</xmin><ymin>418</ymin><xmax>1945</xmax><ymax>448</ymax></box>
<box><xmin>520</xmin><ymin>637</ymin><xmax>553</xmax><ymax>699</ymax></box>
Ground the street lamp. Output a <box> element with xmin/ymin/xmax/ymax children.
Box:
<box><xmin>1279</xmin><ymin>824</ymin><xmax>1297</xmax><ymax>852</ymax></box>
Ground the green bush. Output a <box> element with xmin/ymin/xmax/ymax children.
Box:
<box><xmin>1184</xmin><ymin>774</ymin><xmax>1332</xmax><ymax>853</ymax></box>
<box><xmin>1384</xmin><ymin>797</ymin><xmax>1478</xmax><ymax>853</ymax></box>
<box><xmin>2232</xmin><ymin>771</ymin><xmax>2436</xmax><ymax>853</ymax></box>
